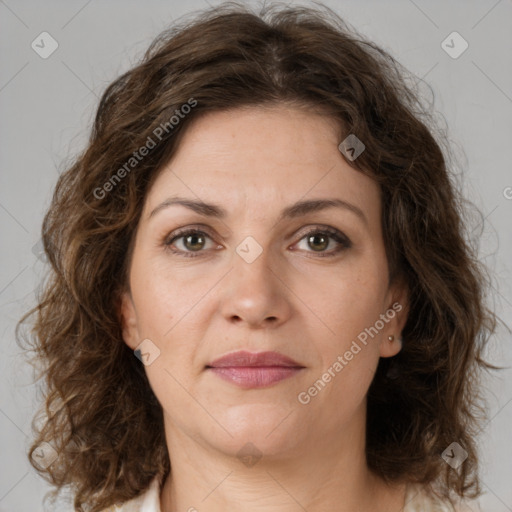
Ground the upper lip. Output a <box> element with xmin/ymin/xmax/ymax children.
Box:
<box><xmin>207</xmin><ymin>350</ymin><xmax>304</xmax><ymax>368</ymax></box>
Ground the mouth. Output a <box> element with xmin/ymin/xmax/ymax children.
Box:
<box><xmin>205</xmin><ymin>350</ymin><xmax>305</xmax><ymax>389</ymax></box>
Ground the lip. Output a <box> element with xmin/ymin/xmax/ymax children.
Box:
<box><xmin>206</xmin><ymin>350</ymin><xmax>305</xmax><ymax>389</ymax></box>
<box><xmin>208</xmin><ymin>350</ymin><xmax>302</xmax><ymax>368</ymax></box>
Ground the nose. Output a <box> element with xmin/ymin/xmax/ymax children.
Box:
<box><xmin>219</xmin><ymin>242</ymin><xmax>292</xmax><ymax>329</ymax></box>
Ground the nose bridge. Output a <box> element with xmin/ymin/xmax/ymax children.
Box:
<box><xmin>220</xmin><ymin>232</ymin><xmax>290</xmax><ymax>327</ymax></box>
<box><xmin>232</xmin><ymin>233</ymin><xmax>278</xmax><ymax>297</ymax></box>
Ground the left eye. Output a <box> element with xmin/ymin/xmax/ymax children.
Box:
<box><xmin>293</xmin><ymin>227</ymin><xmax>352</xmax><ymax>257</ymax></box>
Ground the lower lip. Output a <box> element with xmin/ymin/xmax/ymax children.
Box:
<box><xmin>207</xmin><ymin>366</ymin><xmax>303</xmax><ymax>389</ymax></box>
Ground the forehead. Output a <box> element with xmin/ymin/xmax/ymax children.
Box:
<box><xmin>143</xmin><ymin>106</ymin><xmax>380</xmax><ymax>224</ymax></box>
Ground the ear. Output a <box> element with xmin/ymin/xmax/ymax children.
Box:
<box><xmin>117</xmin><ymin>289</ymin><xmax>140</xmax><ymax>350</ymax></box>
<box><xmin>379</xmin><ymin>277</ymin><xmax>409</xmax><ymax>358</ymax></box>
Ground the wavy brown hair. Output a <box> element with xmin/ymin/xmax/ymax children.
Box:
<box><xmin>18</xmin><ymin>2</ymin><xmax>500</xmax><ymax>511</ymax></box>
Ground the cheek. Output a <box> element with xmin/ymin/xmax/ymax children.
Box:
<box><xmin>301</xmin><ymin>280</ymin><xmax>387</xmax><ymax>406</ymax></box>
<box><xmin>129</xmin><ymin>253</ymin><xmax>205</xmax><ymax>334</ymax></box>
<box><xmin>301</xmin><ymin>265</ymin><xmax>386</xmax><ymax>345</ymax></box>
<box><xmin>307</xmin><ymin>280</ymin><xmax>384</xmax><ymax>413</ymax></box>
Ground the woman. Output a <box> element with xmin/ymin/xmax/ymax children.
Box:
<box><xmin>19</xmin><ymin>2</ymin><xmax>497</xmax><ymax>511</ymax></box>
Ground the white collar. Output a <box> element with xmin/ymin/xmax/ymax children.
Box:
<box><xmin>113</xmin><ymin>478</ymin><xmax>452</xmax><ymax>511</ymax></box>
<box><xmin>112</xmin><ymin>476</ymin><xmax>161</xmax><ymax>512</ymax></box>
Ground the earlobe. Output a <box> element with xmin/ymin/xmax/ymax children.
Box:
<box><xmin>380</xmin><ymin>280</ymin><xmax>409</xmax><ymax>358</ymax></box>
<box><xmin>379</xmin><ymin>334</ymin><xmax>403</xmax><ymax>358</ymax></box>
<box><xmin>118</xmin><ymin>290</ymin><xmax>140</xmax><ymax>350</ymax></box>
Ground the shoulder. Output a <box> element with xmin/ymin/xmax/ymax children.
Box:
<box><xmin>100</xmin><ymin>476</ymin><xmax>162</xmax><ymax>512</ymax></box>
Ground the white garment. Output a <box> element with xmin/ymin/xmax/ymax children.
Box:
<box><xmin>103</xmin><ymin>477</ymin><xmax>161</xmax><ymax>512</ymax></box>
<box><xmin>102</xmin><ymin>477</ymin><xmax>456</xmax><ymax>511</ymax></box>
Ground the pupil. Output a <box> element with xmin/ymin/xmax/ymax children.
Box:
<box><xmin>186</xmin><ymin>234</ymin><xmax>204</xmax><ymax>251</ymax></box>
<box><xmin>309</xmin><ymin>234</ymin><xmax>328</xmax><ymax>251</ymax></box>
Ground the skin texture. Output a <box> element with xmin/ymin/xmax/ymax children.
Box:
<box><xmin>120</xmin><ymin>105</ymin><xmax>410</xmax><ymax>511</ymax></box>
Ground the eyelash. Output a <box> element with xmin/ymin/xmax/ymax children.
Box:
<box><xmin>164</xmin><ymin>225</ymin><xmax>352</xmax><ymax>259</ymax></box>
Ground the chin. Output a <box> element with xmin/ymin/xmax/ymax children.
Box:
<box><xmin>205</xmin><ymin>403</ymin><xmax>305</xmax><ymax>459</ymax></box>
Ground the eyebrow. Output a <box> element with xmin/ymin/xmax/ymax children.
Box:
<box><xmin>148</xmin><ymin>196</ymin><xmax>368</xmax><ymax>226</ymax></box>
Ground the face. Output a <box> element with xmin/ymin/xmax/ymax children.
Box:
<box><xmin>120</xmin><ymin>105</ymin><xmax>408</xmax><ymax>462</ymax></box>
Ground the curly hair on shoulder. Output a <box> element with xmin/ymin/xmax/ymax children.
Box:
<box><xmin>17</xmin><ymin>1</ymin><xmax>500</xmax><ymax>511</ymax></box>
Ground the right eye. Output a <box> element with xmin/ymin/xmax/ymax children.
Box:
<box><xmin>164</xmin><ymin>228</ymin><xmax>220</xmax><ymax>258</ymax></box>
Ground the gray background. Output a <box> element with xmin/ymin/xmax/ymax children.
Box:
<box><xmin>1</xmin><ymin>0</ymin><xmax>511</xmax><ymax>511</ymax></box>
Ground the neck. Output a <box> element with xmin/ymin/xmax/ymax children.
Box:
<box><xmin>159</xmin><ymin>409</ymin><xmax>406</xmax><ymax>512</ymax></box>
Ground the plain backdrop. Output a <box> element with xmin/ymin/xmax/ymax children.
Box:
<box><xmin>0</xmin><ymin>1</ymin><xmax>511</xmax><ymax>511</ymax></box>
